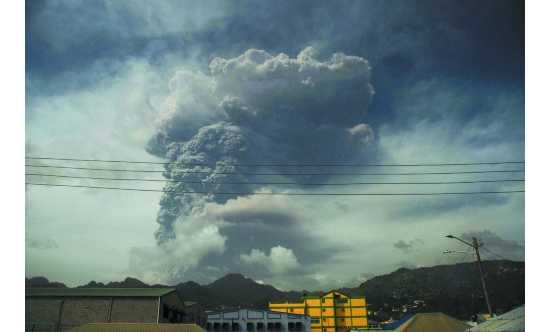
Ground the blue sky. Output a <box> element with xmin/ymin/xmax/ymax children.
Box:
<box><xmin>26</xmin><ymin>0</ymin><xmax>524</xmax><ymax>289</ymax></box>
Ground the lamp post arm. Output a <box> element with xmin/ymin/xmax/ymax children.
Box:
<box><xmin>450</xmin><ymin>236</ymin><xmax>474</xmax><ymax>248</ymax></box>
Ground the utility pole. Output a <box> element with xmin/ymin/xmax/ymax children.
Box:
<box><xmin>445</xmin><ymin>234</ymin><xmax>493</xmax><ymax>317</ymax></box>
<box><xmin>472</xmin><ymin>237</ymin><xmax>493</xmax><ymax>317</ymax></box>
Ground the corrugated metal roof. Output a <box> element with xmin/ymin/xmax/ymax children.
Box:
<box><xmin>26</xmin><ymin>288</ymin><xmax>175</xmax><ymax>298</ymax></box>
<box><xmin>467</xmin><ymin>306</ymin><xmax>524</xmax><ymax>332</ymax></box>
<box><xmin>68</xmin><ymin>323</ymin><xmax>206</xmax><ymax>332</ymax></box>
<box><xmin>394</xmin><ymin>313</ymin><xmax>470</xmax><ymax>332</ymax></box>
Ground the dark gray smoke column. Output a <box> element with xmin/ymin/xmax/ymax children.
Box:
<box><xmin>147</xmin><ymin>47</ymin><xmax>374</xmax><ymax>244</ymax></box>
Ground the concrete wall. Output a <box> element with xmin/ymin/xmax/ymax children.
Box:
<box><xmin>26</xmin><ymin>298</ymin><xmax>63</xmax><ymax>332</ymax></box>
<box><xmin>26</xmin><ymin>297</ymin><xmax>160</xmax><ymax>331</ymax></box>
<box><xmin>61</xmin><ymin>298</ymin><xmax>111</xmax><ymax>326</ymax></box>
<box><xmin>109</xmin><ymin>298</ymin><xmax>159</xmax><ymax>323</ymax></box>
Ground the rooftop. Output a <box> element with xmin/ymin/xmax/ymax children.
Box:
<box><xmin>69</xmin><ymin>323</ymin><xmax>206</xmax><ymax>332</ymax></box>
<box><xmin>393</xmin><ymin>313</ymin><xmax>470</xmax><ymax>332</ymax></box>
<box><xmin>26</xmin><ymin>288</ymin><xmax>175</xmax><ymax>298</ymax></box>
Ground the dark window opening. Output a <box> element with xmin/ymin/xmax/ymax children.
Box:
<box><xmin>232</xmin><ymin>323</ymin><xmax>240</xmax><ymax>331</ymax></box>
<box><xmin>247</xmin><ymin>322</ymin><xmax>254</xmax><ymax>331</ymax></box>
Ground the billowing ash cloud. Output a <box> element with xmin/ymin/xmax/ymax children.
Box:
<box><xmin>147</xmin><ymin>47</ymin><xmax>374</xmax><ymax>245</ymax></box>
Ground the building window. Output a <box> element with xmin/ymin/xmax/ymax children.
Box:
<box><xmin>311</xmin><ymin>319</ymin><xmax>320</xmax><ymax>325</ymax></box>
<box><xmin>322</xmin><ymin>309</ymin><xmax>326</xmax><ymax>312</ymax></box>
<box><xmin>289</xmin><ymin>309</ymin><xmax>294</xmax><ymax>313</ymax></box>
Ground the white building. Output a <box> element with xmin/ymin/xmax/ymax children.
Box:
<box><xmin>206</xmin><ymin>309</ymin><xmax>310</xmax><ymax>332</ymax></box>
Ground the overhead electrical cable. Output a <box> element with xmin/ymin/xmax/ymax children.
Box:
<box><xmin>25</xmin><ymin>156</ymin><xmax>525</xmax><ymax>168</ymax></box>
<box><xmin>25</xmin><ymin>173</ymin><xmax>525</xmax><ymax>186</ymax></box>
<box><xmin>25</xmin><ymin>164</ymin><xmax>525</xmax><ymax>176</ymax></box>
<box><xmin>25</xmin><ymin>182</ymin><xmax>525</xmax><ymax>196</ymax></box>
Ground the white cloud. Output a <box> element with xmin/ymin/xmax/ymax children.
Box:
<box><xmin>241</xmin><ymin>246</ymin><xmax>300</xmax><ymax>275</ymax></box>
<box><xmin>129</xmin><ymin>217</ymin><xmax>226</xmax><ymax>285</ymax></box>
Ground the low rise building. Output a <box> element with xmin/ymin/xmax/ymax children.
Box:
<box><xmin>206</xmin><ymin>309</ymin><xmax>310</xmax><ymax>332</ymax></box>
<box><xmin>269</xmin><ymin>291</ymin><xmax>368</xmax><ymax>332</ymax></box>
<box><xmin>26</xmin><ymin>288</ymin><xmax>187</xmax><ymax>331</ymax></box>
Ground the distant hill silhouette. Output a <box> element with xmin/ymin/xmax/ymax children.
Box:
<box><xmin>26</xmin><ymin>276</ymin><xmax>66</xmax><ymax>288</ymax></box>
<box><xmin>350</xmin><ymin>260</ymin><xmax>524</xmax><ymax>319</ymax></box>
<box><xmin>203</xmin><ymin>273</ymin><xmax>302</xmax><ymax>307</ymax></box>
<box><xmin>78</xmin><ymin>277</ymin><xmax>151</xmax><ymax>288</ymax></box>
<box><xmin>26</xmin><ymin>260</ymin><xmax>524</xmax><ymax>319</ymax></box>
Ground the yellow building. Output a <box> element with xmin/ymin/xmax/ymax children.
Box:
<box><xmin>269</xmin><ymin>291</ymin><xmax>368</xmax><ymax>332</ymax></box>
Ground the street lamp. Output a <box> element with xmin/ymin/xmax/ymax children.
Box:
<box><xmin>442</xmin><ymin>250</ymin><xmax>469</xmax><ymax>254</ymax></box>
<box><xmin>445</xmin><ymin>234</ymin><xmax>493</xmax><ymax>317</ymax></box>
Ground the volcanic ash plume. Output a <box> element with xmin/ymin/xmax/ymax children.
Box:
<box><xmin>147</xmin><ymin>46</ymin><xmax>374</xmax><ymax>244</ymax></box>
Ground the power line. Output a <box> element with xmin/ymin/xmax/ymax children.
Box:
<box><xmin>25</xmin><ymin>164</ymin><xmax>525</xmax><ymax>176</ymax></box>
<box><xmin>25</xmin><ymin>173</ymin><xmax>526</xmax><ymax>186</ymax></box>
<box><xmin>25</xmin><ymin>182</ymin><xmax>525</xmax><ymax>196</ymax></box>
<box><xmin>25</xmin><ymin>156</ymin><xmax>525</xmax><ymax>167</ymax></box>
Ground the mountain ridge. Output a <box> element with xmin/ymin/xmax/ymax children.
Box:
<box><xmin>26</xmin><ymin>260</ymin><xmax>524</xmax><ymax>319</ymax></box>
